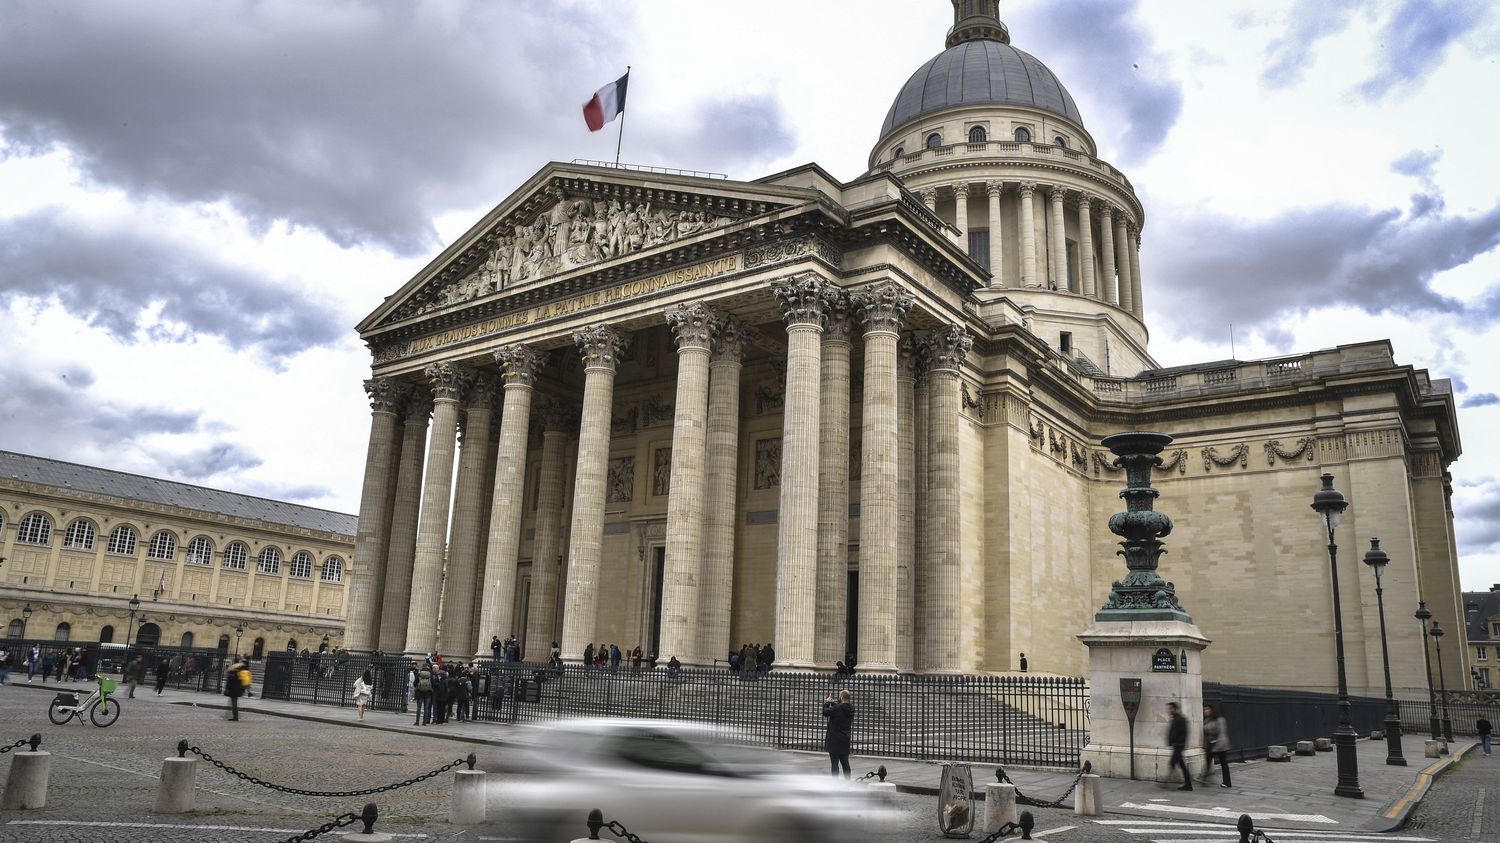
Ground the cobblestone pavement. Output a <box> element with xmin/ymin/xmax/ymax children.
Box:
<box><xmin>1405</xmin><ymin>746</ymin><xmax>1496</xmax><ymax>842</ymax></box>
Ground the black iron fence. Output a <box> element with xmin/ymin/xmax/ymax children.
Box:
<box><xmin>0</xmin><ymin>638</ymin><xmax>227</xmax><ymax>691</ymax></box>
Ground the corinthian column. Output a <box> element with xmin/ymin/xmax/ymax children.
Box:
<box><xmin>346</xmin><ymin>377</ymin><xmax>408</xmax><ymax>652</ymax></box>
<box><xmin>660</xmin><ymin>302</ymin><xmax>716</xmax><ymax>664</ymax></box>
<box><xmin>918</xmin><ymin>188</ymin><xmax>937</xmax><ymax>212</ymax></box>
<box><xmin>436</xmin><ymin>375</ymin><xmax>496</xmax><ymax>656</ymax></box>
<box><xmin>912</xmin><ymin>358</ymin><xmax>930</xmax><ymax>668</ymax></box>
<box><xmin>772</xmin><ymin>274</ymin><xmax>828</xmax><ymax>668</ymax></box>
<box><xmin>896</xmin><ymin>336</ymin><xmax>919</xmax><ymax>673</ymax></box>
<box><xmin>1115</xmin><ymin>215</ymin><xmax>1135</xmax><ymax>315</ymax></box>
<box><xmin>1018</xmin><ymin>182</ymin><xmax>1039</xmax><ymax>288</ymax></box>
<box><xmin>405</xmin><ymin>363</ymin><xmax>472</xmax><ymax>653</ymax></box>
<box><xmin>854</xmin><ymin>281</ymin><xmax>913</xmax><ymax>673</ymax></box>
<box><xmin>1128</xmin><ymin>224</ymin><xmax>1145</xmax><ymax>319</ymax></box>
<box><xmin>814</xmin><ymin>290</ymin><xmax>854</xmax><ymax>668</ymax></box>
<box><xmin>985</xmin><ymin>181</ymin><xmax>1005</xmax><ymax>287</ymax></box>
<box><xmin>377</xmin><ymin>392</ymin><xmax>431</xmax><ymax>653</ymax></box>
<box><xmin>1077</xmin><ymin>194</ymin><xmax>1096</xmax><ymax>299</ymax></box>
<box><xmin>953</xmin><ymin>184</ymin><xmax>971</xmax><ymax>248</ymax></box>
<box><xmin>474</xmin><ymin>344</ymin><xmax>546</xmax><ymax>657</ymax></box>
<box><xmin>1099</xmin><ymin>205</ymin><xmax>1118</xmax><ymax>306</ymax></box>
<box><xmin>560</xmin><ymin>326</ymin><xmax>628</xmax><ymax>661</ymax></box>
<box><xmin>923</xmin><ymin>324</ymin><xmax>972</xmax><ymax>673</ymax></box>
<box><xmin>524</xmin><ymin>399</ymin><xmax>572</xmax><ymax>656</ymax></box>
<box><xmin>699</xmin><ymin>316</ymin><xmax>744</xmax><ymax>664</ymax></box>
<box><xmin>1048</xmin><ymin>187</ymin><xmax>1068</xmax><ymax>290</ymax></box>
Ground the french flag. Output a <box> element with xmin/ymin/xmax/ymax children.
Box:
<box><xmin>583</xmin><ymin>71</ymin><xmax>629</xmax><ymax>132</ymax></box>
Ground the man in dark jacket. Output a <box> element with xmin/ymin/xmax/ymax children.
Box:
<box><xmin>823</xmin><ymin>689</ymin><xmax>854</xmax><ymax>778</ymax></box>
<box><xmin>155</xmin><ymin>658</ymin><xmax>172</xmax><ymax>695</ymax></box>
<box><xmin>412</xmin><ymin>663</ymin><xmax>434</xmax><ymax>726</ymax></box>
<box><xmin>583</xmin><ymin>643</ymin><xmax>595</xmax><ymax>669</ymax></box>
<box><xmin>1166</xmin><ymin>702</ymin><xmax>1192</xmax><ymax>790</ymax></box>
<box><xmin>491</xmin><ymin>636</ymin><xmax>502</xmax><ymax>663</ymax></box>
<box><xmin>609</xmin><ymin>644</ymin><xmax>621</xmax><ymax>671</ymax></box>
<box><xmin>432</xmin><ymin>669</ymin><xmax>449</xmax><ymax>724</ymax></box>
<box><xmin>224</xmin><ymin>659</ymin><xmax>249</xmax><ymax>721</ymax></box>
<box><xmin>1478</xmin><ymin>716</ymin><xmax>1492</xmax><ymax>756</ymax></box>
<box><xmin>122</xmin><ymin>655</ymin><xmax>146</xmax><ymax>699</ymax></box>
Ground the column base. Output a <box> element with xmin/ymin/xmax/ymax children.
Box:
<box><xmin>1081</xmin><ymin>744</ymin><xmax>1206</xmax><ymax>783</ymax></box>
<box><xmin>854</xmin><ymin>662</ymin><xmax>898</xmax><ymax>675</ymax></box>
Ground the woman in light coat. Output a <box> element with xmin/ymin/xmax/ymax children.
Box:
<box><xmin>353</xmin><ymin>668</ymin><xmax>374</xmax><ymax>720</ymax></box>
<box><xmin>1201</xmin><ymin>704</ymin><xmax>1232</xmax><ymax>787</ymax></box>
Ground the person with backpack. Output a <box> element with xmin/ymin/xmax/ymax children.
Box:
<box><xmin>453</xmin><ymin>669</ymin><xmax>472</xmax><ymax>723</ymax></box>
<box><xmin>224</xmin><ymin>659</ymin><xmax>251</xmax><ymax>721</ymax></box>
<box><xmin>412</xmin><ymin>662</ymin><xmax>434</xmax><ymax>726</ymax></box>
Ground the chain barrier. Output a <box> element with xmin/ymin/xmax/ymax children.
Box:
<box><xmin>974</xmin><ymin>810</ymin><xmax>1034</xmax><ymax>842</ymax></box>
<box><xmin>181</xmin><ymin>741</ymin><xmax>474</xmax><ymax>798</ymax></box>
<box><xmin>994</xmin><ymin>764</ymin><xmax>1087</xmax><ymax>809</ymax></box>
<box><xmin>586</xmin><ymin>808</ymin><xmax>651</xmax><ymax>843</ymax></box>
<box><xmin>855</xmin><ymin>764</ymin><xmax>888</xmax><ymax>782</ymax></box>
<box><xmin>0</xmin><ymin>735</ymin><xmax>40</xmax><ymax>755</ymax></box>
<box><xmin>277</xmin><ymin>803</ymin><xmax>379</xmax><ymax>843</ymax></box>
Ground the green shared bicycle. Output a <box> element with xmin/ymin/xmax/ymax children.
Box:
<box><xmin>48</xmin><ymin>675</ymin><xmax>121</xmax><ymax>727</ymax></box>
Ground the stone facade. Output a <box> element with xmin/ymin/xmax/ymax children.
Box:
<box><xmin>343</xmin><ymin>5</ymin><xmax>1467</xmax><ymax>695</ymax></box>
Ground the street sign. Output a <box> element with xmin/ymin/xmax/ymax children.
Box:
<box><xmin>1151</xmin><ymin>647</ymin><xmax>1178</xmax><ymax>672</ymax></box>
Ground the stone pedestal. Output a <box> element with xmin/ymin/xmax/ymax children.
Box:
<box><xmin>152</xmin><ymin>757</ymin><xmax>198</xmax><ymax>813</ymax></box>
<box><xmin>1</xmin><ymin>751</ymin><xmax>50</xmax><ymax>809</ymax></box>
<box><xmin>449</xmin><ymin>769</ymin><xmax>487</xmax><ymax>824</ymax></box>
<box><xmin>1074</xmin><ymin>774</ymin><xmax>1102</xmax><ymax>816</ymax></box>
<box><xmin>1078</xmin><ymin>619</ymin><xmax>1210</xmax><ymax>781</ymax></box>
<box><xmin>982</xmin><ymin>782</ymin><xmax>1017</xmax><ymax>831</ymax></box>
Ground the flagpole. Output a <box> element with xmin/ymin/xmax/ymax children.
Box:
<box><xmin>614</xmin><ymin>66</ymin><xmax>630</xmax><ymax>166</ymax></box>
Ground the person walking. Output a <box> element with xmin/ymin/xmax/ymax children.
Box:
<box><xmin>1166</xmin><ymin>701</ymin><xmax>1192</xmax><ymax>791</ymax></box>
<box><xmin>59</xmin><ymin>649</ymin><xmax>74</xmax><ymax>682</ymax></box>
<box><xmin>123</xmin><ymin>655</ymin><xmax>146</xmax><ymax>699</ymax></box>
<box><xmin>412</xmin><ymin>662</ymin><xmax>434</xmax><ymax>726</ymax></box>
<box><xmin>1478</xmin><ymin>716</ymin><xmax>1493</xmax><ymax>756</ymax></box>
<box><xmin>353</xmin><ymin>668</ymin><xmax>373</xmax><ymax>720</ymax></box>
<box><xmin>224</xmin><ymin>658</ymin><xmax>250</xmax><ymax>721</ymax></box>
<box><xmin>154</xmin><ymin>657</ymin><xmax>171</xmax><ymax>695</ymax></box>
<box><xmin>823</xmin><ymin>689</ymin><xmax>855</xmax><ymax>778</ymax></box>
<box><xmin>453</xmin><ymin>669</ymin><xmax>471</xmax><ymax>723</ymax></box>
<box><xmin>491</xmin><ymin>636</ymin><xmax>502</xmax><ymax>663</ymax></box>
<box><xmin>583</xmin><ymin>642</ymin><xmax>595</xmax><ymax>670</ymax></box>
<box><xmin>1201</xmin><ymin>704</ymin><xmax>1232</xmax><ymax>787</ymax></box>
<box><xmin>42</xmin><ymin>651</ymin><xmax>55</xmax><ymax>683</ymax></box>
<box><xmin>1019</xmin><ymin>652</ymin><xmax>1028</xmax><ymax>673</ymax></box>
<box><xmin>0</xmin><ymin>647</ymin><xmax>10</xmax><ymax>685</ymax></box>
<box><xmin>27</xmin><ymin>645</ymin><xmax>40</xmax><ymax>682</ymax></box>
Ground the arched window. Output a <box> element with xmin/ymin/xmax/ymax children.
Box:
<box><xmin>107</xmin><ymin>525</ymin><xmax>138</xmax><ymax>556</ymax></box>
<box><xmin>180</xmin><ymin>632</ymin><xmax>194</xmax><ymax>649</ymax></box>
<box><xmin>54</xmin><ymin>622</ymin><xmax>71</xmax><ymax>642</ymax></box>
<box><xmin>17</xmin><ymin>512</ymin><xmax>52</xmax><ymax>545</ymax></box>
<box><xmin>64</xmin><ymin>519</ymin><xmax>97</xmax><ymax>550</ymax></box>
<box><xmin>1013</xmin><ymin>126</ymin><xmax>1032</xmax><ymax>143</ymax></box>
<box><xmin>137</xmin><ymin>622</ymin><xmax>161</xmax><ymax>648</ymax></box>
<box><xmin>289</xmin><ymin>551</ymin><xmax>314</xmax><ymax>579</ymax></box>
<box><xmin>969</xmin><ymin>125</ymin><xmax>987</xmax><ymax>143</ymax></box>
<box><xmin>892</xmin><ymin>146</ymin><xmax>904</xmax><ymax>159</ymax></box>
<box><xmin>99</xmin><ymin>625</ymin><xmax>115</xmax><ymax>644</ymax></box>
<box><xmin>321</xmin><ymin>556</ymin><xmax>344</xmax><ymax>583</ymax></box>
<box><xmin>6</xmin><ymin>619</ymin><xmax>22</xmax><ymax>638</ymax></box>
<box><xmin>223</xmin><ymin>542</ymin><xmax>248</xmax><ymax>570</ymax></box>
<box><xmin>258</xmin><ymin>547</ymin><xmax>282</xmax><ymax>575</ymax></box>
<box><xmin>147</xmin><ymin>531</ymin><xmax>177</xmax><ymax>561</ymax></box>
<box><xmin>186</xmin><ymin>536</ymin><xmax>214</xmax><ymax>566</ymax></box>
<box><xmin>251</xmin><ymin>637</ymin><xmax>265</xmax><ymax>659</ymax></box>
<box><xmin>1054</xmin><ymin>135</ymin><xmax>1067</xmax><ymax>148</ymax></box>
<box><xmin>216</xmin><ymin>634</ymin><xmax>230</xmax><ymax>652</ymax></box>
<box><xmin>925</xmin><ymin>132</ymin><xmax>943</xmax><ymax>149</ymax></box>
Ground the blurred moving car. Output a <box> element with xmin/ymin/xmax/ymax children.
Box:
<box><xmin>498</xmin><ymin>718</ymin><xmax>889</xmax><ymax>843</ymax></box>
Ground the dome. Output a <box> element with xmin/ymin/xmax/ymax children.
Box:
<box><xmin>880</xmin><ymin>38</ymin><xmax>1085</xmax><ymax>139</ymax></box>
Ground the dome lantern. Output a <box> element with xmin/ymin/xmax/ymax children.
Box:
<box><xmin>947</xmin><ymin>0</ymin><xmax>1010</xmax><ymax>48</ymax></box>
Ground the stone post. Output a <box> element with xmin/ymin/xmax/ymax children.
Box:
<box><xmin>450</xmin><ymin>768</ymin><xmax>487</xmax><ymax>825</ymax></box>
<box><xmin>953</xmin><ymin>183</ymin><xmax>971</xmax><ymax>247</ymax></box>
<box><xmin>377</xmin><ymin>393</ymin><xmax>431</xmax><ymax>653</ymax></box>
<box><xmin>1077</xmin><ymin>194</ymin><xmax>1096</xmax><ymax>299</ymax></box>
<box><xmin>660</xmin><ymin>303</ymin><xmax>716</xmax><ymax>665</ymax></box>
<box><xmin>815</xmin><ymin>291</ymin><xmax>854</xmax><ymax>669</ymax></box>
<box><xmin>1099</xmin><ymin>205</ymin><xmax>1118</xmax><ymax>306</ymax></box>
<box><xmin>560</xmin><ymin>326</ymin><xmax>628</xmax><ymax>661</ymax></box>
<box><xmin>436</xmin><ymin>376</ymin><xmax>497</xmax><ymax>657</ymax></box>
<box><xmin>1114</xmin><ymin>215</ymin><xmax>1135</xmax><ymax>315</ymax></box>
<box><xmin>855</xmin><ymin>281</ymin><xmax>913</xmax><ymax>673</ymax></box>
<box><xmin>985</xmin><ymin>181</ymin><xmax>1005</xmax><ymax>287</ymax></box>
<box><xmin>524</xmin><ymin>401</ymin><xmax>572</xmax><ymax>657</ymax></box>
<box><xmin>1018</xmin><ymin>182</ymin><xmax>1039</xmax><ymax>288</ymax></box>
<box><xmin>922</xmin><ymin>324</ymin><xmax>971</xmax><ymax>673</ymax></box>
<box><xmin>406</xmin><ymin>363</ymin><xmax>472</xmax><ymax>654</ymax></box>
<box><xmin>896</xmin><ymin>335</ymin><xmax>919</xmax><ymax>673</ymax></box>
<box><xmin>1048</xmin><ymin>187</ymin><xmax>1068</xmax><ymax>290</ymax></box>
<box><xmin>699</xmin><ymin>316</ymin><xmax>744</xmax><ymax>664</ymax></box>
<box><xmin>474</xmin><ymin>344</ymin><xmax>545</xmax><ymax>657</ymax></box>
<box><xmin>346</xmin><ymin>378</ymin><xmax>407</xmax><ymax>652</ymax></box>
<box><xmin>1128</xmin><ymin>224</ymin><xmax>1145</xmax><ymax>319</ymax></box>
<box><xmin>0</xmin><ymin>750</ymin><xmax>49</xmax><ymax>809</ymax></box>
<box><xmin>153</xmin><ymin>756</ymin><xmax>197</xmax><ymax>813</ymax></box>
<box><xmin>773</xmin><ymin>274</ymin><xmax>828</xmax><ymax>669</ymax></box>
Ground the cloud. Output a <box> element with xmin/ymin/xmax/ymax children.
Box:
<box><xmin>1261</xmin><ymin>2</ymin><xmax>1367</xmax><ymax>88</ymax></box>
<box><xmin>0</xmin><ymin>207</ymin><xmax>345</xmax><ymax>359</ymax></box>
<box><xmin>1455</xmin><ymin>477</ymin><xmax>1500</xmax><ymax>554</ymax></box>
<box><xmin>1005</xmin><ymin>0</ymin><xmax>1182</xmax><ymax>163</ymax></box>
<box><xmin>649</xmin><ymin>95</ymin><xmax>796</xmax><ymax>174</ymax></box>
<box><xmin>153</xmin><ymin>443</ymin><xmax>264</xmax><ymax>481</ymax></box>
<box><xmin>0</xmin><ymin>364</ymin><xmax>201</xmax><ymax>466</ymax></box>
<box><xmin>1357</xmin><ymin>0</ymin><xmax>1490</xmax><ymax>100</ymax></box>
<box><xmin>1464</xmin><ymin>392</ymin><xmax>1500</xmax><ymax>407</ymax></box>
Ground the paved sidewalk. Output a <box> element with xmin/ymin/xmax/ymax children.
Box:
<box><xmin>12</xmin><ymin>680</ymin><xmax>1463</xmax><ymax>836</ymax></box>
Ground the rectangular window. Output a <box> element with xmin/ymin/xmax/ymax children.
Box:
<box><xmin>1065</xmin><ymin>238</ymin><xmax>1079</xmax><ymax>292</ymax></box>
<box><xmin>1494</xmin><ymin>622</ymin><xmax>1500</xmax><ymax>638</ymax></box>
<box><xmin>968</xmin><ymin>229</ymin><xmax>990</xmax><ymax>270</ymax></box>
<box><xmin>1479</xmin><ymin>645</ymin><xmax>1489</xmax><ymax>661</ymax></box>
<box><xmin>1481</xmin><ymin>668</ymin><xmax>1492</xmax><ymax>689</ymax></box>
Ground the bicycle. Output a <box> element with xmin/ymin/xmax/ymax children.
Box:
<box><xmin>48</xmin><ymin>675</ymin><xmax>121</xmax><ymax>727</ymax></box>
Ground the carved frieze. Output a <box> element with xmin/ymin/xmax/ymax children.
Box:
<box><xmin>754</xmin><ymin>438</ymin><xmax>782</xmax><ymax>489</ymax></box>
<box><xmin>1264</xmin><ymin>437</ymin><xmax>1315</xmax><ymax>466</ymax></box>
<box><xmin>1156</xmin><ymin>449</ymin><xmax>1189</xmax><ymax>475</ymax></box>
<box><xmin>610</xmin><ymin>406</ymin><xmax>639</xmax><ymax>436</ymax></box>
<box><xmin>1201</xmin><ymin>443</ymin><xmax>1249</xmax><ymax>472</ymax></box>
<box><xmin>961</xmin><ymin>383</ymin><xmax>983</xmax><ymax>419</ymax></box>
<box><xmin>642</xmin><ymin>394</ymin><xmax>674</xmax><ymax>427</ymax></box>
<box><xmin>1092</xmin><ymin>451</ymin><xmax>1123</xmax><ymax>475</ymax></box>
<box><xmin>607</xmin><ymin>457</ymin><xmax>635</xmax><ymax>504</ymax></box>
<box><xmin>744</xmin><ymin>236</ymin><xmax>841</xmax><ymax>269</ymax></box>
<box><xmin>652</xmin><ymin>448</ymin><xmax>673</xmax><ymax>496</ymax></box>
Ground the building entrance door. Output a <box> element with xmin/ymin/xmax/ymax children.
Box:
<box><xmin>845</xmin><ymin>570</ymin><xmax>859</xmax><ymax>665</ymax></box>
<box><xmin>647</xmin><ymin>547</ymin><xmax>665</xmax><ymax>658</ymax></box>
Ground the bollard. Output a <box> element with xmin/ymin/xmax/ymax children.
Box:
<box><xmin>1267</xmin><ymin>745</ymin><xmax>1291</xmax><ymax>761</ymax></box>
<box><xmin>1073</xmin><ymin>773</ymin><xmax>1102</xmax><ymax>817</ymax></box>
<box><xmin>1295</xmin><ymin>741</ymin><xmax>1316</xmax><ymax>756</ymax></box>
<box><xmin>1018</xmin><ymin>810</ymin><xmax>1035</xmax><ymax>840</ymax></box>
<box><xmin>449</xmin><ymin>767</ymin><xmax>486</xmax><ymax>825</ymax></box>
<box><xmin>982</xmin><ymin>782</ymin><xmax>1018</xmax><ymax>832</ymax></box>
<box><xmin>868</xmin><ymin>780</ymin><xmax>897</xmax><ymax>805</ymax></box>
<box><xmin>1238</xmin><ymin>813</ymin><xmax>1254</xmax><ymax>843</ymax></box>
<box><xmin>1</xmin><ymin>748</ymin><xmax>51</xmax><ymax>810</ymax></box>
<box><xmin>1313</xmin><ymin>737</ymin><xmax>1333</xmax><ymax>752</ymax></box>
<box><xmin>1424</xmin><ymin>740</ymin><xmax>1442</xmax><ymax>758</ymax></box>
<box><xmin>340</xmin><ymin>803</ymin><xmax>394</xmax><ymax>841</ymax></box>
<box><xmin>153</xmin><ymin>756</ymin><xmax>198</xmax><ymax>813</ymax></box>
<box><xmin>568</xmin><ymin>807</ymin><xmax>606</xmax><ymax>842</ymax></box>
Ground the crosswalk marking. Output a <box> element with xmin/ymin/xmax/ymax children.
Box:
<box><xmin>1094</xmin><ymin>818</ymin><xmax>1434</xmax><ymax>842</ymax></box>
<box><xmin>1118</xmin><ymin>801</ymin><xmax>1338</xmax><ymax>823</ymax></box>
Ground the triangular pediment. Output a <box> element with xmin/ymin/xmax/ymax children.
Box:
<box><xmin>359</xmin><ymin>162</ymin><xmax>808</xmax><ymax>335</ymax></box>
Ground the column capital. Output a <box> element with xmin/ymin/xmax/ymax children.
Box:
<box><xmin>363</xmin><ymin>377</ymin><xmax>409</xmax><ymax>414</ymax></box>
<box><xmin>1076</xmin><ymin>191</ymin><xmax>1096</xmax><ymax>209</ymax></box>
<box><xmin>711</xmin><ymin>314</ymin><xmax>747</xmax><ymax>363</ymax></box>
<box><xmin>924</xmin><ymin>324</ymin><xmax>973</xmax><ymax>372</ymax></box>
<box><xmin>424</xmin><ymin>362</ymin><xmax>473</xmax><ymax>402</ymax></box>
<box><xmin>465</xmin><ymin>373</ymin><xmax>499</xmax><ymax>411</ymax></box>
<box><xmin>773</xmin><ymin>273</ymin><xmax>831</xmax><ymax>327</ymax></box>
<box><xmin>952</xmin><ymin>183</ymin><xmax>971</xmax><ymax>200</ymax></box>
<box><xmin>897</xmin><ymin>332</ymin><xmax>924</xmax><ymax>381</ymax></box>
<box><xmin>1047</xmin><ymin>185</ymin><xmax>1068</xmax><ymax>204</ymax></box>
<box><xmin>494</xmin><ymin>343</ymin><xmax>547</xmax><ymax>386</ymax></box>
<box><xmin>854</xmin><ymin>281</ymin><xmax>914</xmax><ymax>335</ymax></box>
<box><xmin>1127</xmin><ymin>221</ymin><xmax>1141</xmax><ymax>240</ymax></box>
<box><xmin>665</xmin><ymin>302</ymin><xmax>717</xmax><ymax>352</ymax></box>
<box><xmin>537</xmin><ymin>397</ymin><xmax>578</xmax><ymax>434</ymax></box>
<box><xmin>572</xmin><ymin>325</ymin><xmax>628</xmax><ymax>371</ymax></box>
<box><xmin>822</xmin><ymin>287</ymin><xmax>856</xmax><ymax>344</ymax></box>
<box><xmin>984</xmin><ymin>180</ymin><xmax>1005</xmax><ymax>198</ymax></box>
<box><xmin>403</xmin><ymin>391</ymin><xmax>433</xmax><ymax>424</ymax></box>
<box><xmin>1017</xmin><ymin>181</ymin><xmax>1038</xmax><ymax>198</ymax></box>
<box><xmin>917</xmin><ymin>187</ymin><xmax>937</xmax><ymax>205</ymax></box>
<box><xmin>1099</xmin><ymin>202</ymin><xmax>1115</xmax><ymax>220</ymax></box>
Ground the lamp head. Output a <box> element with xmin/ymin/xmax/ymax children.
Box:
<box><xmin>128</xmin><ymin>593</ymin><xmax>140</xmax><ymax>610</ymax></box>
<box><xmin>1431</xmin><ymin>621</ymin><xmax>1444</xmax><ymax>639</ymax></box>
<box><xmin>21</xmin><ymin>603</ymin><xmax>33</xmax><ymax>620</ymax></box>
<box><xmin>1310</xmin><ymin>473</ymin><xmax>1349</xmax><ymax>531</ymax></box>
<box><xmin>1362</xmin><ymin>538</ymin><xmax>1389</xmax><ymax>573</ymax></box>
<box><xmin>1415</xmin><ymin>600</ymin><xmax>1432</xmax><ymax>622</ymax></box>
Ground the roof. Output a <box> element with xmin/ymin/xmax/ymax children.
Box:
<box><xmin>1465</xmin><ymin>590</ymin><xmax>1500</xmax><ymax>642</ymax></box>
<box><xmin>880</xmin><ymin>38</ymin><xmax>1084</xmax><ymax>139</ymax></box>
<box><xmin>0</xmin><ymin>450</ymin><xmax>357</xmax><ymax>537</ymax></box>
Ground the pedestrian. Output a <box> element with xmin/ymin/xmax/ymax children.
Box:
<box><xmin>1166</xmin><ymin>701</ymin><xmax>1192</xmax><ymax>791</ymax></box>
<box><xmin>1478</xmin><ymin>716</ymin><xmax>1493</xmax><ymax>756</ymax></box>
<box><xmin>1201</xmin><ymin>704</ymin><xmax>1231</xmax><ymax>787</ymax></box>
<box><xmin>744</xmin><ymin>644</ymin><xmax>758</xmax><ymax>676</ymax></box>
<box><xmin>353</xmin><ymin>668</ymin><xmax>373</xmax><ymax>720</ymax></box>
<box><xmin>435</xmin><ymin>669</ymin><xmax>451</xmax><ymax>724</ymax></box>
<box><xmin>42</xmin><ymin>651</ymin><xmax>55</xmax><ymax>683</ymax></box>
<box><xmin>491</xmin><ymin>636</ymin><xmax>502</xmax><ymax>663</ymax></box>
<box><xmin>609</xmin><ymin>643</ymin><xmax>621</xmax><ymax>672</ymax></box>
<box><xmin>823</xmin><ymin>689</ymin><xmax>855</xmax><ymax>778</ymax></box>
<box><xmin>59</xmin><ymin>649</ymin><xmax>73</xmax><ymax>682</ymax></box>
<box><xmin>224</xmin><ymin>658</ymin><xmax>250</xmax><ymax>721</ymax></box>
<box><xmin>550</xmin><ymin>640</ymin><xmax>561</xmax><ymax>664</ymax></box>
<box><xmin>454</xmin><ymin>669</ymin><xmax>471</xmax><ymax>723</ymax></box>
<box><xmin>123</xmin><ymin>655</ymin><xmax>146</xmax><ymax>699</ymax></box>
<box><xmin>761</xmin><ymin>641</ymin><xmax>775</xmax><ymax>674</ymax></box>
<box><xmin>583</xmin><ymin>642</ymin><xmax>595</xmax><ymax>669</ymax></box>
<box><xmin>1019</xmin><ymin>652</ymin><xmax>1028</xmax><ymax>673</ymax></box>
<box><xmin>27</xmin><ymin>644</ymin><xmax>40</xmax><ymax>682</ymax></box>
<box><xmin>0</xmin><ymin>647</ymin><xmax>9</xmax><ymax>684</ymax></box>
<box><xmin>155</xmin><ymin>657</ymin><xmax>171</xmax><ymax>695</ymax></box>
<box><xmin>631</xmin><ymin>645</ymin><xmax>642</xmax><ymax>672</ymax></box>
<box><xmin>412</xmin><ymin>662</ymin><xmax>434</xmax><ymax>726</ymax></box>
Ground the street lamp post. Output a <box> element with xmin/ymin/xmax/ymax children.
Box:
<box><xmin>1361</xmin><ymin>538</ymin><xmax>1405</xmax><ymax>766</ymax></box>
<box><xmin>125</xmin><ymin>594</ymin><xmax>142</xmax><ymax>648</ymax></box>
<box><xmin>21</xmin><ymin>603</ymin><xmax>33</xmax><ymax>637</ymax></box>
<box><xmin>235</xmin><ymin>623</ymin><xmax>245</xmax><ymax>660</ymax></box>
<box><xmin>1414</xmin><ymin>601</ymin><xmax>1441</xmax><ymax>740</ymax></box>
<box><xmin>1431</xmin><ymin>622</ymin><xmax>1454</xmax><ymax>742</ymax></box>
<box><xmin>1310</xmin><ymin>473</ymin><xmax>1363</xmax><ymax>799</ymax></box>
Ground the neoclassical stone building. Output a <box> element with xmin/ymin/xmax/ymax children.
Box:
<box><xmin>348</xmin><ymin>2</ymin><xmax>1466</xmax><ymax>695</ymax></box>
<box><xmin>0</xmin><ymin>450</ymin><xmax>353</xmax><ymax>657</ymax></box>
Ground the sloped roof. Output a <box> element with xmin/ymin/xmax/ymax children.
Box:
<box><xmin>0</xmin><ymin>450</ymin><xmax>356</xmax><ymax>537</ymax></box>
<box><xmin>1465</xmin><ymin>589</ymin><xmax>1500</xmax><ymax>643</ymax></box>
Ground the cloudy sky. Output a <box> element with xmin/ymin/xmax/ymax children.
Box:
<box><xmin>2</xmin><ymin>1</ymin><xmax>1498</xmax><ymax>588</ymax></box>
